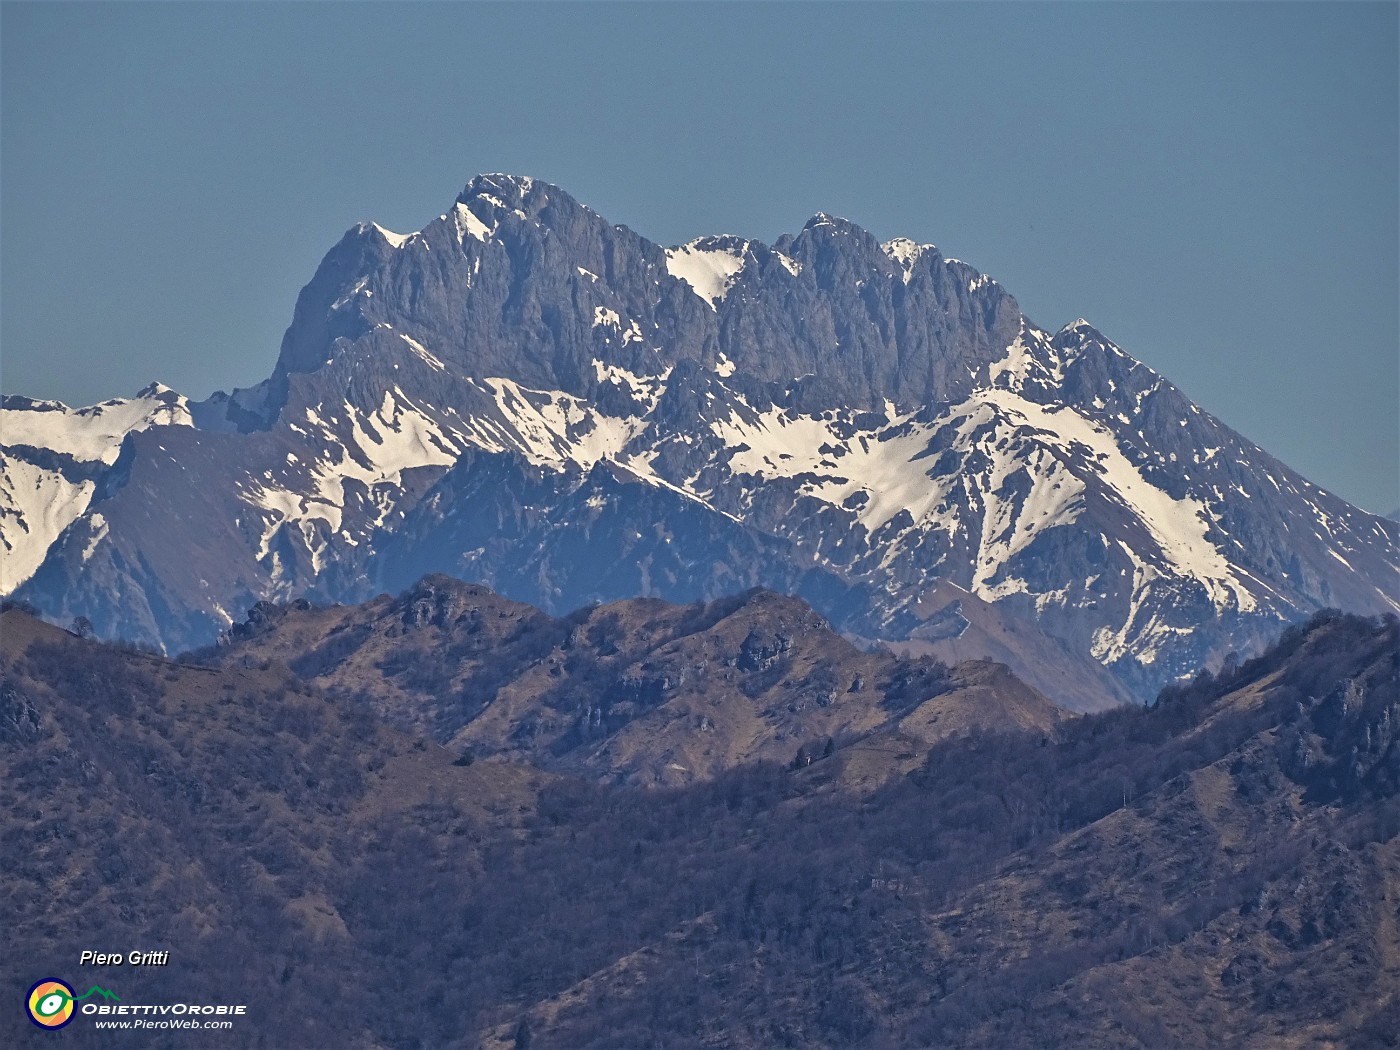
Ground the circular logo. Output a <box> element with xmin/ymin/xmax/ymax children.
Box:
<box><xmin>27</xmin><ymin>979</ymin><xmax>76</xmax><ymax>1030</ymax></box>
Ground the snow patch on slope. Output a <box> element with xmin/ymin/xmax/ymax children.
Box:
<box><xmin>0</xmin><ymin>384</ymin><xmax>193</xmax><ymax>465</ymax></box>
<box><xmin>709</xmin><ymin>399</ymin><xmax>958</xmax><ymax>535</ymax></box>
<box><xmin>397</xmin><ymin>334</ymin><xmax>446</xmax><ymax>372</ymax></box>
<box><xmin>592</xmin><ymin>308</ymin><xmax>646</xmax><ymax>347</ymax></box>
<box><xmin>698</xmin><ymin>323</ymin><xmax>1270</xmax><ymax>671</ymax></box>
<box><xmin>974</xmin><ymin>389</ymin><xmax>1245</xmax><ymax>603</ymax></box>
<box><xmin>591</xmin><ymin>360</ymin><xmax>669</xmax><ymax>409</ymax></box>
<box><xmin>81</xmin><ymin>512</ymin><xmax>109</xmax><ymax>563</ymax></box>
<box><xmin>0</xmin><ymin>384</ymin><xmax>195</xmax><ymax>592</ymax></box>
<box><xmin>971</xmin><ymin>331</ymin><xmax>1272</xmax><ymax>661</ymax></box>
<box><xmin>665</xmin><ymin>240</ymin><xmax>747</xmax><ymax>306</ymax></box>
<box><xmin>452</xmin><ymin>201</ymin><xmax>495</xmax><ymax>244</ymax></box>
<box><xmin>0</xmin><ymin>453</ymin><xmax>95</xmax><ymax>592</ymax></box>
<box><xmin>881</xmin><ymin>238</ymin><xmax>933</xmax><ymax>283</ymax></box>
<box><xmin>774</xmin><ymin>252</ymin><xmax>803</xmax><ymax>277</ymax></box>
<box><xmin>243</xmin><ymin>390</ymin><xmax>466</xmax><ymax>569</ymax></box>
<box><xmin>479</xmin><ymin>378</ymin><xmax>651</xmax><ymax>470</ymax></box>
<box><xmin>372</xmin><ymin>223</ymin><xmax>411</xmax><ymax>248</ymax></box>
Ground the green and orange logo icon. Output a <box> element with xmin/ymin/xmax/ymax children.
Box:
<box><xmin>27</xmin><ymin>979</ymin><xmax>75</xmax><ymax>1029</ymax></box>
<box><xmin>26</xmin><ymin>979</ymin><xmax>120</xmax><ymax>1030</ymax></box>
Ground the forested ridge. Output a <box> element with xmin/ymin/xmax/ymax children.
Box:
<box><xmin>3</xmin><ymin>590</ymin><xmax>1397</xmax><ymax>1049</ymax></box>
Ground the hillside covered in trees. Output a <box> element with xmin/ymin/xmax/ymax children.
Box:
<box><xmin>2</xmin><ymin>588</ymin><xmax>1397</xmax><ymax>1048</ymax></box>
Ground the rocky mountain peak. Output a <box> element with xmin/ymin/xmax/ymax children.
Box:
<box><xmin>4</xmin><ymin>177</ymin><xmax>1395</xmax><ymax>706</ymax></box>
<box><xmin>458</xmin><ymin>172</ymin><xmax>541</xmax><ymax>206</ymax></box>
<box><xmin>801</xmin><ymin>211</ymin><xmax>861</xmax><ymax>233</ymax></box>
<box><xmin>133</xmin><ymin>381</ymin><xmax>183</xmax><ymax>404</ymax></box>
<box><xmin>1055</xmin><ymin>317</ymin><xmax>1107</xmax><ymax>343</ymax></box>
<box><xmin>790</xmin><ymin>210</ymin><xmax>888</xmax><ymax>263</ymax></box>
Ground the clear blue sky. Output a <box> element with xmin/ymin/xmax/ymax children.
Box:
<box><xmin>2</xmin><ymin>2</ymin><xmax>1396</xmax><ymax>514</ymax></box>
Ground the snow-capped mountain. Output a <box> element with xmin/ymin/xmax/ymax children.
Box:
<box><xmin>4</xmin><ymin>175</ymin><xmax>1395</xmax><ymax>700</ymax></box>
<box><xmin>0</xmin><ymin>383</ymin><xmax>192</xmax><ymax>592</ymax></box>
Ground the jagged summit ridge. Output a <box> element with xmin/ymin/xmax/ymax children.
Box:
<box><xmin>3</xmin><ymin>174</ymin><xmax>1396</xmax><ymax>702</ymax></box>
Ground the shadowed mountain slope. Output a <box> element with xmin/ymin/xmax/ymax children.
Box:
<box><xmin>4</xmin><ymin>595</ymin><xmax>1395</xmax><ymax>1048</ymax></box>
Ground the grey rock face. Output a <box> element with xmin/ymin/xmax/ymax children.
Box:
<box><xmin>5</xmin><ymin>175</ymin><xmax>1397</xmax><ymax>701</ymax></box>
